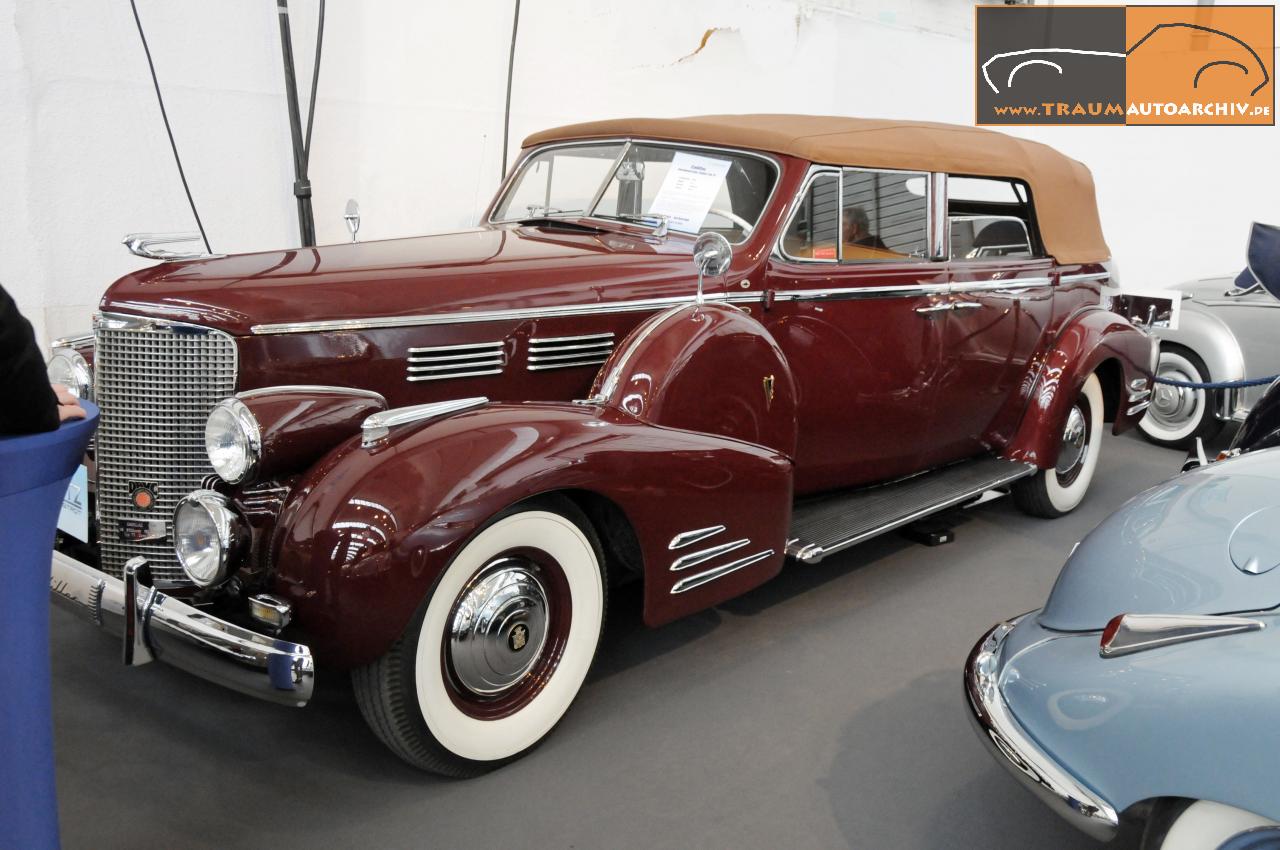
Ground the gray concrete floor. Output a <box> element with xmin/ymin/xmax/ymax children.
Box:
<box><xmin>51</xmin><ymin>429</ymin><xmax>1195</xmax><ymax>849</ymax></box>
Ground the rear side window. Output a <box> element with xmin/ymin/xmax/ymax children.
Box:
<box><xmin>947</xmin><ymin>176</ymin><xmax>1041</xmax><ymax>260</ymax></box>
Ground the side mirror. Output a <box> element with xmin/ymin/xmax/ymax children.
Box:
<box><xmin>343</xmin><ymin>199</ymin><xmax>361</xmax><ymax>243</ymax></box>
<box><xmin>692</xmin><ymin>232</ymin><xmax>732</xmax><ymax>305</ymax></box>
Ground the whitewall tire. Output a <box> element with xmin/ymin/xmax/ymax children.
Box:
<box><xmin>353</xmin><ymin>496</ymin><xmax>606</xmax><ymax>776</ymax></box>
<box><xmin>1150</xmin><ymin>800</ymin><xmax>1278</xmax><ymax>850</ymax></box>
<box><xmin>1014</xmin><ymin>373</ymin><xmax>1104</xmax><ymax>518</ymax></box>
<box><xmin>1138</xmin><ymin>346</ymin><xmax>1223</xmax><ymax>449</ymax></box>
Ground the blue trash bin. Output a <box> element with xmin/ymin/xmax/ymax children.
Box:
<box><xmin>0</xmin><ymin>401</ymin><xmax>98</xmax><ymax>850</ymax></box>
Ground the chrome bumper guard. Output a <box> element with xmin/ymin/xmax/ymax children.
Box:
<box><xmin>50</xmin><ymin>551</ymin><xmax>314</xmax><ymax>707</ymax></box>
<box><xmin>964</xmin><ymin>618</ymin><xmax>1119</xmax><ymax>841</ymax></box>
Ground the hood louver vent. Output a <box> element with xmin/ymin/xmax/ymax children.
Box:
<box><xmin>527</xmin><ymin>332</ymin><xmax>615</xmax><ymax>372</ymax></box>
<box><xmin>406</xmin><ymin>341</ymin><xmax>505</xmax><ymax>382</ymax></box>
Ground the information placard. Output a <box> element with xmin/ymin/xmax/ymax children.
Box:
<box><xmin>647</xmin><ymin>152</ymin><xmax>732</xmax><ymax>234</ymax></box>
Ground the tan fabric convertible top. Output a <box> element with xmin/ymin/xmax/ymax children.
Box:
<box><xmin>524</xmin><ymin>115</ymin><xmax>1109</xmax><ymax>265</ymax></box>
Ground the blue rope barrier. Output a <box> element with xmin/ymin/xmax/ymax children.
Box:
<box><xmin>1153</xmin><ymin>375</ymin><xmax>1280</xmax><ymax>389</ymax></box>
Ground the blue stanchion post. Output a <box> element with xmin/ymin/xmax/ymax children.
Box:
<box><xmin>0</xmin><ymin>401</ymin><xmax>98</xmax><ymax>850</ymax></box>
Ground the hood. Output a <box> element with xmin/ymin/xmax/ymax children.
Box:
<box><xmin>1039</xmin><ymin>448</ymin><xmax>1280</xmax><ymax>631</ymax></box>
<box><xmin>100</xmin><ymin>223</ymin><xmax>697</xmax><ymax>336</ymax></box>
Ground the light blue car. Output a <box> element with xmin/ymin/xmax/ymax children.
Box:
<box><xmin>966</xmin><ymin>447</ymin><xmax>1280</xmax><ymax>849</ymax></box>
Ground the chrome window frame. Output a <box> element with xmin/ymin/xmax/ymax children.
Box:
<box><xmin>775</xmin><ymin>163</ymin><xmax>936</xmax><ymax>265</ymax></box>
<box><xmin>486</xmin><ymin>138</ymin><xmax>782</xmax><ymax>247</ymax></box>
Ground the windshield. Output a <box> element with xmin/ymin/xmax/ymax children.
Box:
<box><xmin>492</xmin><ymin>141</ymin><xmax>777</xmax><ymax>243</ymax></box>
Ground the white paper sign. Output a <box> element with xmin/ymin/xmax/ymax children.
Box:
<box><xmin>647</xmin><ymin>152</ymin><xmax>732</xmax><ymax>234</ymax></box>
<box><xmin>58</xmin><ymin>464</ymin><xmax>89</xmax><ymax>543</ymax></box>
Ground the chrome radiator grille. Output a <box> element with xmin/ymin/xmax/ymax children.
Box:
<box><xmin>94</xmin><ymin>314</ymin><xmax>237</xmax><ymax>581</ymax></box>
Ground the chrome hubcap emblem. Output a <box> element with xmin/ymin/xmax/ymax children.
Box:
<box><xmin>448</xmin><ymin>557</ymin><xmax>549</xmax><ymax>696</ymax></box>
<box><xmin>1056</xmin><ymin>405</ymin><xmax>1088</xmax><ymax>476</ymax></box>
<box><xmin>1149</xmin><ymin>369</ymin><xmax>1198</xmax><ymax>426</ymax></box>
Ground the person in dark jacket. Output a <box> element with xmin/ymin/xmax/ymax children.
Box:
<box><xmin>0</xmin><ymin>284</ymin><xmax>85</xmax><ymax>435</ymax></box>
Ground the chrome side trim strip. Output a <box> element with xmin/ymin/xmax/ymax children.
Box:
<box><xmin>966</xmin><ymin>618</ymin><xmax>1119</xmax><ymax>840</ymax></box>
<box><xmin>774</xmin><ymin>283</ymin><xmax>950</xmax><ymax>302</ymax></box>
<box><xmin>670</xmin><ymin>538</ymin><xmax>750</xmax><ymax>572</ymax></box>
<box><xmin>1060</xmin><ymin>272</ymin><xmax>1110</xmax><ymax>284</ymax></box>
<box><xmin>669</xmin><ymin>525</ymin><xmax>726</xmax><ymax>550</ymax></box>
<box><xmin>670</xmin><ymin>549</ymin><xmax>775</xmax><ymax>594</ymax></box>
<box><xmin>951</xmin><ymin>277</ymin><xmax>1053</xmax><ymax>293</ymax></box>
<box><xmin>528</xmin><ymin>342</ymin><xmax>615</xmax><ymax>357</ymax></box>
<box><xmin>250</xmin><ymin>293</ymin><xmax>765</xmax><ymax>335</ymax></box>
<box><xmin>361</xmin><ymin>397</ymin><xmax>487</xmax><ymax>446</ymax></box>
<box><xmin>1126</xmin><ymin>401</ymin><xmax>1151</xmax><ymax>416</ymax></box>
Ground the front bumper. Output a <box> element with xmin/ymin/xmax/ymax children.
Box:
<box><xmin>964</xmin><ymin>617</ymin><xmax>1119</xmax><ymax>841</ymax></box>
<box><xmin>50</xmin><ymin>551</ymin><xmax>314</xmax><ymax>707</ymax></box>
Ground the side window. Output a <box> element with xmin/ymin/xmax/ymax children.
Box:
<box><xmin>782</xmin><ymin>172</ymin><xmax>840</xmax><ymax>261</ymax></box>
<box><xmin>947</xmin><ymin>176</ymin><xmax>1040</xmax><ymax>260</ymax></box>
<box><xmin>840</xmin><ymin>169</ymin><xmax>928</xmax><ymax>261</ymax></box>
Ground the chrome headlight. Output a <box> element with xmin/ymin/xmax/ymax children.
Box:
<box><xmin>174</xmin><ymin>490</ymin><xmax>245</xmax><ymax>587</ymax></box>
<box><xmin>205</xmin><ymin>398</ymin><xmax>261</xmax><ymax>484</ymax></box>
<box><xmin>46</xmin><ymin>347</ymin><xmax>91</xmax><ymax>399</ymax></box>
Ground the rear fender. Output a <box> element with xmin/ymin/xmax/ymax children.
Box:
<box><xmin>271</xmin><ymin>403</ymin><xmax>792</xmax><ymax>667</ymax></box>
<box><xmin>1006</xmin><ymin>308</ymin><xmax>1155</xmax><ymax>468</ymax></box>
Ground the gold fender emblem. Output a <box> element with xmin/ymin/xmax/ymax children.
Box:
<box><xmin>763</xmin><ymin>374</ymin><xmax>775</xmax><ymax>407</ymax></box>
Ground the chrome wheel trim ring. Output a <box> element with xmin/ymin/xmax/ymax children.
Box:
<box><xmin>1056</xmin><ymin>404</ymin><xmax>1088</xmax><ymax>477</ymax></box>
<box><xmin>447</xmin><ymin>556</ymin><xmax>550</xmax><ymax>696</ymax></box>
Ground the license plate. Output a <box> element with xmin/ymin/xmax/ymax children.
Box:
<box><xmin>57</xmin><ymin>464</ymin><xmax>89</xmax><ymax>543</ymax></box>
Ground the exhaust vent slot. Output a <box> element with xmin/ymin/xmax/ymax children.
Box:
<box><xmin>527</xmin><ymin>332</ymin><xmax>615</xmax><ymax>372</ymax></box>
<box><xmin>406</xmin><ymin>341</ymin><xmax>505</xmax><ymax>382</ymax></box>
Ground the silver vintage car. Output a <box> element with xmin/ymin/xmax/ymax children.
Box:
<box><xmin>1138</xmin><ymin>224</ymin><xmax>1280</xmax><ymax>448</ymax></box>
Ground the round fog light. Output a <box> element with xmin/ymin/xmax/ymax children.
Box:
<box><xmin>174</xmin><ymin>490</ymin><xmax>245</xmax><ymax>587</ymax></box>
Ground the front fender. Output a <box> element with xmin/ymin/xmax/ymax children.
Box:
<box><xmin>1000</xmin><ymin>616</ymin><xmax>1280</xmax><ymax>824</ymax></box>
<box><xmin>270</xmin><ymin>402</ymin><xmax>792</xmax><ymax>667</ymax></box>
<box><xmin>1155</xmin><ymin>301</ymin><xmax>1246</xmax><ymax>383</ymax></box>
<box><xmin>1006</xmin><ymin>308</ymin><xmax>1154</xmax><ymax>469</ymax></box>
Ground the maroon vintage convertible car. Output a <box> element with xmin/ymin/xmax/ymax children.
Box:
<box><xmin>48</xmin><ymin>115</ymin><xmax>1156</xmax><ymax>775</ymax></box>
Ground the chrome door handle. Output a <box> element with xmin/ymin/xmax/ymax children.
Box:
<box><xmin>952</xmin><ymin>301</ymin><xmax>983</xmax><ymax>310</ymax></box>
<box><xmin>914</xmin><ymin>303</ymin><xmax>953</xmax><ymax>315</ymax></box>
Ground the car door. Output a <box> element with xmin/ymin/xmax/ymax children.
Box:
<box><xmin>927</xmin><ymin>176</ymin><xmax>1057</xmax><ymax>465</ymax></box>
<box><xmin>762</xmin><ymin>166</ymin><xmax>948</xmax><ymax>496</ymax></box>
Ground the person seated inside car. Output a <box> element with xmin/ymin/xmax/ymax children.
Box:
<box><xmin>842</xmin><ymin>206</ymin><xmax>887</xmax><ymax>250</ymax></box>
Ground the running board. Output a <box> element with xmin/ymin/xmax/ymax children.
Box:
<box><xmin>786</xmin><ymin>457</ymin><xmax>1036</xmax><ymax>564</ymax></box>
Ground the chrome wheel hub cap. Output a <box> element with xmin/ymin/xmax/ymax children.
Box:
<box><xmin>1150</xmin><ymin>375</ymin><xmax>1195</xmax><ymax>425</ymax></box>
<box><xmin>1056</xmin><ymin>405</ymin><xmax>1088</xmax><ymax>476</ymax></box>
<box><xmin>448</xmin><ymin>557</ymin><xmax>549</xmax><ymax>696</ymax></box>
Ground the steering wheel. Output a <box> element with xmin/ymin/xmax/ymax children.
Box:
<box><xmin>707</xmin><ymin>207</ymin><xmax>753</xmax><ymax>235</ymax></box>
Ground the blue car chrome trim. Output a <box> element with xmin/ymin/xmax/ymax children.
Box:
<box><xmin>965</xmin><ymin>616</ymin><xmax>1120</xmax><ymax>841</ymax></box>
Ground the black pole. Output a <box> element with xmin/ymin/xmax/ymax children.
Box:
<box><xmin>500</xmin><ymin>0</ymin><xmax>521</xmax><ymax>181</ymax></box>
<box><xmin>276</xmin><ymin>0</ymin><xmax>316</xmax><ymax>247</ymax></box>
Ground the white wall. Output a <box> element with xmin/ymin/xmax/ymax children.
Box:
<box><xmin>2</xmin><ymin>0</ymin><xmax>1276</xmax><ymax>348</ymax></box>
